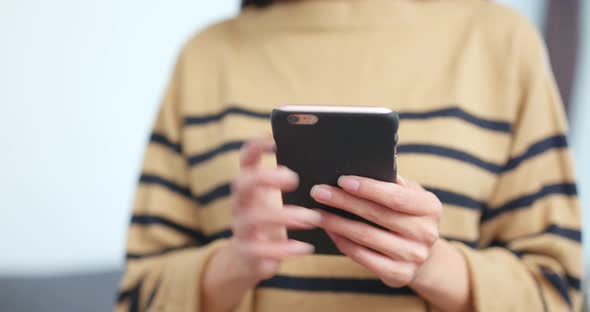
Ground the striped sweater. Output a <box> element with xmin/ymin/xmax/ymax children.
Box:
<box><xmin>116</xmin><ymin>1</ymin><xmax>582</xmax><ymax>311</ymax></box>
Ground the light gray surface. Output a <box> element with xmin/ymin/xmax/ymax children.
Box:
<box><xmin>0</xmin><ymin>270</ymin><xmax>121</xmax><ymax>312</ymax></box>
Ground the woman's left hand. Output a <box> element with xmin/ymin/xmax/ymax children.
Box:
<box><xmin>310</xmin><ymin>175</ymin><xmax>442</xmax><ymax>288</ymax></box>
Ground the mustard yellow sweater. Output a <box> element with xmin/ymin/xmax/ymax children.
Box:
<box><xmin>116</xmin><ymin>1</ymin><xmax>582</xmax><ymax>311</ymax></box>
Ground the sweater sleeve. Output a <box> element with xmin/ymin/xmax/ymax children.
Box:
<box><xmin>114</xmin><ymin>50</ymin><xmax>251</xmax><ymax>311</ymax></box>
<box><xmin>451</xmin><ymin>19</ymin><xmax>582</xmax><ymax>312</ymax></box>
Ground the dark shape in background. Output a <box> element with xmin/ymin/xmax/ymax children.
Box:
<box><xmin>545</xmin><ymin>0</ymin><xmax>580</xmax><ymax>115</ymax></box>
<box><xmin>0</xmin><ymin>271</ymin><xmax>120</xmax><ymax>312</ymax></box>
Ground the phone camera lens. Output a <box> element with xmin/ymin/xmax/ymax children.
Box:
<box><xmin>288</xmin><ymin>115</ymin><xmax>299</xmax><ymax>123</ymax></box>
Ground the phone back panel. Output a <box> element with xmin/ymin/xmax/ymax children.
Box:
<box><xmin>271</xmin><ymin>107</ymin><xmax>399</xmax><ymax>254</ymax></box>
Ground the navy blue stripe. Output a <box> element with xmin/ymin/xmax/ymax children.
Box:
<box><xmin>145</xmin><ymin>280</ymin><xmax>160</xmax><ymax>310</ymax></box>
<box><xmin>504</xmin><ymin>135</ymin><xmax>568</xmax><ymax>171</ymax></box>
<box><xmin>487</xmin><ymin>241</ymin><xmax>581</xmax><ymax>292</ymax></box>
<box><xmin>544</xmin><ymin>224</ymin><xmax>582</xmax><ymax>243</ymax></box>
<box><xmin>196</xmin><ymin>183</ymin><xmax>232</xmax><ymax>206</ymax></box>
<box><xmin>117</xmin><ymin>283</ymin><xmax>138</xmax><ymax>303</ymax></box>
<box><xmin>139</xmin><ymin>174</ymin><xmax>231</xmax><ymax>206</ymax></box>
<box><xmin>398</xmin><ymin>107</ymin><xmax>511</xmax><ymax>133</ymax></box>
<box><xmin>131</xmin><ymin>215</ymin><xmax>208</xmax><ymax>243</ymax></box>
<box><xmin>541</xmin><ymin>268</ymin><xmax>572</xmax><ymax>306</ymax></box>
<box><xmin>425</xmin><ymin>186</ymin><xmax>485</xmax><ymax>211</ymax></box>
<box><xmin>127</xmin><ymin>244</ymin><xmax>196</xmax><ymax>260</ymax></box>
<box><xmin>258</xmin><ymin>275</ymin><xmax>415</xmax><ymax>296</ymax></box>
<box><xmin>150</xmin><ymin>133</ymin><xmax>181</xmax><ymax>154</ymax></box>
<box><xmin>183</xmin><ymin>105</ymin><xmax>511</xmax><ymax>133</ymax></box>
<box><xmin>442</xmin><ymin>236</ymin><xmax>479</xmax><ymax>249</ymax></box>
<box><xmin>117</xmin><ymin>279</ymin><xmax>142</xmax><ymax>310</ymax></box>
<box><xmin>567</xmin><ymin>275</ymin><xmax>581</xmax><ymax>291</ymax></box>
<box><xmin>399</xmin><ymin>144</ymin><xmax>501</xmax><ymax>173</ymax></box>
<box><xmin>481</xmin><ymin>183</ymin><xmax>577</xmax><ymax>222</ymax></box>
<box><xmin>188</xmin><ymin>141</ymin><xmax>504</xmax><ymax>175</ymax></box>
<box><xmin>131</xmin><ymin>216</ymin><xmax>479</xmax><ymax>253</ymax></box>
<box><xmin>533</xmin><ymin>276</ymin><xmax>549</xmax><ymax>312</ymax></box>
<box><xmin>139</xmin><ymin>174</ymin><xmax>192</xmax><ymax>199</ymax></box>
<box><xmin>125</xmin><ymin>230</ymin><xmax>232</xmax><ymax>260</ymax></box>
<box><xmin>184</xmin><ymin>106</ymin><xmax>270</xmax><ymax>125</ymax></box>
<box><xmin>208</xmin><ymin>228</ymin><xmax>233</xmax><ymax>241</ymax></box>
<box><xmin>486</xmin><ymin>246</ymin><xmax>581</xmax><ymax>295</ymax></box>
<box><xmin>194</xmin><ymin>182</ymin><xmax>485</xmax><ymax>212</ymax></box>
<box><xmin>185</xmin><ymin>136</ymin><xmax>567</xmax><ymax>179</ymax></box>
<box><xmin>129</xmin><ymin>283</ymin><xmax>140</xmax><ymax>312</ymax></box>
<box><xmin>401</xmin><ymin>135</ymin><xmax>568</xmax><ymax>174</ymax></box>
<box><xmin>489</xmin><ymin>224</ymin><xmax>581</xmax><ymax>247</ymax></box>
<box><xmin>188</xmin><ymin>141</ymin><xmax>244</xmax><ymax>167</ymax></box>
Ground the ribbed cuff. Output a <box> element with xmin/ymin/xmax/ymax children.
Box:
<box><xmin>162</xmin><ymin>240</ymin><xmax>228</xmax><ymax>311</ymax></box>
<box><xmin>452</xmin><ymin>243</ymin><xmax>544</xmax><ymax>311</ymax></box>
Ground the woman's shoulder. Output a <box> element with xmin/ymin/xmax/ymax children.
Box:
<box><xmin>468</xmin><ymin>1</ymin><xmax>544</xmax><ymax>50</ymax></box>
<box><xmin>178</xmin><ymin>16</ymin><xmax>241</xmax><ymax>62</ymax></box>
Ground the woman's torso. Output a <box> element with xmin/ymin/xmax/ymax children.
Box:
<box><xmin>178</xmin><ymin>1</ymin><xmax>524</xmax><ymax>310</ymax></box>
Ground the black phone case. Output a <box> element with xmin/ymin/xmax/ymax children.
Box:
<box><xmin>271</xmin><ymin>107</ymin><xmax>399</xmax><ymax>255</ymax></box>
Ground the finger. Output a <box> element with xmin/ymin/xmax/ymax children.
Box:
<box><xmin>310</xmin><ymin>185</ymin><xmax>438</xmax><ymax>244</ymax></box>
<box><xmin>232</xmin><ymin>166</ymin><xmax>299</xmax><ymax>205</ymax></box>
<box><xmin>318</xmin><ymin>210</ymin><xmax>429</xmax><ymax>263</ymax></box>
<box><xmin>337</xmin><ymin>175</ymin><xmax>441</xmax><ymax>216</ymax></box>
<box><xmin>237</xmin><ymin>239</ymin><xmax>314</xmax><ymax>261</ymax></box>
<box><xmin>397</xmin><ymin>175</ymin><xmax>423</xmax><ymax>191</ymax></box>
<box><xmin>326</xmin><ymin>232</ymin><xmax>417</xmax><ymax>288</ymax></box>
<box><xmin>239</xmin><ymin>136</ymin><xmax>276</xmax><ymax>169</ymax></box>
<box><xmin>233</xmin><ymin>205</ymin><xmax>322</xmax><ymax>238</ymax></box>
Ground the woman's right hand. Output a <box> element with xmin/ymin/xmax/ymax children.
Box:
<box><xmin>228</xmin><ymin>137</ymin><xmax>322</xmax><ymax>280</ymax></box>
<box><xmin>202</xmin><ymin>137</ymin><xmax>322</xmax><ymax>312</ymax></box>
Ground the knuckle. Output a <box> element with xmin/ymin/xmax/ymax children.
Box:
<box><xmin>387</xmin><ymin>190</ymin><xmax>409</xmax><ymax>209</ymax></box>
<box><xmin>423</xmin><ymin>227</ymin><xmax>439</xmax><ymax>246</ymax></box>
<box><xmin>354</xmin><ymin>226</ymin><xmax>373</xmax><ymax>246</ymax></box>
<box><xmin>253</xmin><ymin>170</ymin><xmax>269</xmax><ymax>185</ymax></box>
<box><xmin>409</xmin><ymin>245</ymin><xmax>429</xmax><ymax>264</ymax></box>
<box><xmin>365</xmin><ymin>204</ymin><xmax>383</xmax><ymax>222</ymax></box>
<box><xmin>427</xmin><ymin>192</ymin><xmax>443</xmax><ymax>218</ymax></box>
<box><xmin>346</xmin><ymin>245</ymin><xmax>364</xmax><ymax>261</ymax></box>
<box><xmin>400</xmin><ymin>265</ymin><xmax>417</xmax><ymax>285</ymax></box>
<box><xmin>255</xmin><ymin>261</ymin><xmax>277</xmax><ymax>279</ymax></box>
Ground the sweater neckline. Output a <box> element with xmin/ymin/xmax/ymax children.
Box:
<box><xmin>239</xmin><ymin>0</ymin><xmax>481</xmax><ymax>29</ymax></box>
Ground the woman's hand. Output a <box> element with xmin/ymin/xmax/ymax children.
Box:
<box><xmin>311</xmin><ymin>175</ymin><xmax>472</xmax><ymax>312</ymax></box>
<box><xmin>202</xmin><ymin>137</ymin><xmax>322</xmax><ymax>312</ymax></box>
<box><xmin>310</xmin><ymin>175</ymin><xmax>441</xmax><ymax>286</ymax></box>
<box><xmin>228</xmin><ymin>137</ymin><xmax>321</xmax><ymax>280</ymax></box>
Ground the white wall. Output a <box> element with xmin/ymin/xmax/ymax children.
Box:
<box><xmin>496</xmin><ymin>0</ymin><xmax>547</xmax><ymax>29</ymax></box>
<box><xmin>571</xmin><ymin>0</ymin><xmax>590</xmax><ymax>280</ymax></box>
<box><xmin>0</xmin><ymin>1</ymin><xmax>238</xmax><ymax>275</ymax></box>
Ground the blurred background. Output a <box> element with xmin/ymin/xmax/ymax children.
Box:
<box><xmin>0</xmin><ymin>0</ymin><xmax>588</xmax><ymax>311</ymax></box>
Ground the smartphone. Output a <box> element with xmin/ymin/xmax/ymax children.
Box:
<box><xmin>271</xmin><ymin>105</ymin><xmax>399</xmax><ymax>254</ymax></box>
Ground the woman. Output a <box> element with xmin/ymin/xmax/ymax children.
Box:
<box><xmin>116</xmin><ymin>0</ymin><xmax>582</xmax><ymax>311</ymax></box>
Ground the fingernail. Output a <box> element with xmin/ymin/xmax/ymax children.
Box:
<box><xmin>397</xmin><ymin>175</ymin><xmax>406</xmax><ymax>186</ymax></box>
<box><xmin>311</xmin><ymin>185</ymin><xmax>332</xmax><ymax>201</ymax></box>
<box><xmin>289</xmin><ymin>241</ymin><xmax>315</xmax><ymax>254</ymax></box>
<box><xmin>338</xmin><ymin>176</ymin><xmax>360</xmax><ymax>192</ymax></box>
<box><xmin>305</xmin><ymin>210</ymin><xmax>323</xmax><ymax>225</ymax></box>
<box><xmin>277</xmin><ymin>166</ymin><xmax>298</xmax><ymax>180</ymax></box>
<box><xmin>312</xmin><ymin>208</ymin><xmax>326</xmax><ymax>217</ymax></box>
